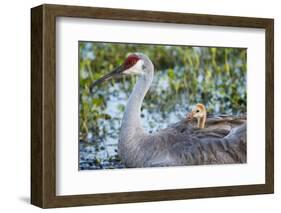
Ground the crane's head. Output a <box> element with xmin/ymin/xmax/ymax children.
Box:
<box><xmin>187</xmin><ymin>103</ymin><xmax>207</xmax><ymax>128</ymax></box>
<box><xmin>187</xmin><ymin>103</ymin><xmax>206</xmax><ymax>120</ymax></box>
<box><xmin>90</xmin><ymin>53</ymin><xmax>149</xmax><ymax>90</ymax></box>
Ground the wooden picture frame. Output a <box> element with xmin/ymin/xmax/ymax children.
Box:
<box><xmin>31</xmin><ymin>4</ymin><xmax>274</xmax><ymax>208</ymax></box>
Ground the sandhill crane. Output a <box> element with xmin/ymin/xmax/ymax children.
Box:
<box><xmin>187</xmin><ymin>103</ymin><xmax>207</xmax><ymax>128</ymax></box>
<box><xmin>91</xmin><ymin>53</ymin><xmax>247</xmax><ymax>168</ymax></box>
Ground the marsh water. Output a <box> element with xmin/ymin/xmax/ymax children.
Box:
<box><xmin>79</xmin><ymin>43</ymin><xmax>247</xmax><ymax>170</ymax></box>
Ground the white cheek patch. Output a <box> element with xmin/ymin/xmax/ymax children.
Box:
<box><xmin>123</xmin><ymin>60</ymin><xmax>144</xmax><ymax>75</ymax></box>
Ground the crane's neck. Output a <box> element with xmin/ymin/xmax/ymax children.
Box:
<box><xmin>198</xmin><ymin>112</ymin><xmax>207</xmax><ymax>128</ymax></box>
<box><xmin>120</xmin><ymin>71</ymin><xmax>153</xmax><ymax>142</ymax></box>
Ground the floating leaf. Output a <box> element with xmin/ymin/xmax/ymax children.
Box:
<box><xmin>167</xmin><ymin>68</ymin><xmax>175</xmax><ymax>80</ymax></box>
<box><xmin>93</xmin><ymin>98</ymin><xmax>103</xmax><ymax>107</ymax></box>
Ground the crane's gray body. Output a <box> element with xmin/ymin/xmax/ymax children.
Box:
<box><xmin>117</xmin><ymin>53</ymin><xmax>246</xmax><ymax>168</ymax></box>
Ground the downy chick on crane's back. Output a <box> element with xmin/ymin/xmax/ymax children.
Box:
<box><xmin>91</xmin><ymin>53</ymin><xmax>247</xmax><ymax>168</ymax></box>
<box><xmin>187</xmin><ymin>103</ymin><xmax>207</xmax><ymax>128</ymax></box>
<box><xmin>187</xmin><ymin>103</ymin><xmax>247</xmax><ymax>132</ymax></box>
<box><xmin>186</xmin><ymin>103</ymin><xmax>246</xmax><ymax>140</ymax></box>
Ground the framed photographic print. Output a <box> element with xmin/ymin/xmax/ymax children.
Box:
<box><xmin>31</xmin><ymin>4</ymin><xmax>274</xmax><ymax>208</ymax></box>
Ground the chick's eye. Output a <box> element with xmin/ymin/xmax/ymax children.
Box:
<box><xmin>196</xmin><ymin>110</ymin><xmax>200</xmax><ymax>113</ymax></box>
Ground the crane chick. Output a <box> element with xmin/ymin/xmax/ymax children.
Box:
<box><xmin>187</xmin><ymin>103</ymin><xmax>207</xmax><ymax>128</ymax></box>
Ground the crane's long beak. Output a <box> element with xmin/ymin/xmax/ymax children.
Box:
<box><xmin>90</xmin><ymin>64</ymin><xmax>125</xmax><ymax>91</ymax></box>
<box><xmin>187</xmin><ymin>112</ymin><xmax>194</xmax><ymax>121</ymax></box>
